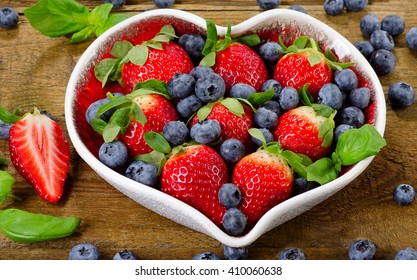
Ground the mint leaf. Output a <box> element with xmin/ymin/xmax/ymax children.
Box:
<box><xmin>111</xmin><ymin>41</ymin><xmax>134</xmax><ymax>59</ymax></box>
<box><xmin>94</xmin><ymin>58</ymin><xmax>120</xmax><ymax>86</ymax></box>
<box><xmin>336</xmin><ymin>124</ymin><xmax>386</xmax><ymax>166</ymax></box>
<box><xmin>132</xmin><ymin>79</ymin><xmax>170</xmax><ymax>97</ymax></box>
<box><xmin>0</xmin><ymin>171</ymin><xmax>14</xmax><ymax>205</ymax></box>
<box><xmin>281</xmin><ymin>150</ymin><xmax>311</xmax><ymax>179</ymax></box>
<box><xmin>136</xmin><ymin>150</ymin><xmax>167</xmax><ymax>175</ymax></box>
<box><xmin>197</xmin><ymin>102</ymin><xmax>215</xmax><ymax>121</ymax></box>
<box><xmin>247</xmin><ymin>88</ymin><xmax>275</xmax><ymax>108</ymax></box>
<box><xmin>307</xmin><ymin>52</ymin><xmax>322</xmax><ymax>67</ymax></box>
<box><xmin>248</xmin><ymin>128</ymin><xmax>266</xmax><ymax>145</ymax></box>
<box><xmin>221</xmin><ymin>98</ymin><xmax>244</xmax><ymax>118</ymax></box>
<box><xmin>200</xmin><ymin>51</ymin><xmax>216</xmax><ymax>67</ymax></box>
<box><xmin>127</xmin><ymin>45</ymin><xmax>149</xmax><ymax>66</ymax></box>
<box><xmin>144</xmin><ymin>132</ymin><xmax>172</xmax><ymax>154</ymax></box>
<box><xmin>234</xmin><ymin>34</ymin><xmax>261</xmax><ymax>47</ymax></box>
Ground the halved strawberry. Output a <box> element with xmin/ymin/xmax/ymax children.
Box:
<box><xmin>200</xmin><ymin>20</ymin><xmax>269</xmax><ymax>92</ymax></box>
<box><xmin>273</xmin><ymin>36</ymin><xmax>354</xmax><ymax>99</ymax></box>
<box><xmin>161</xmin><ymin>144</ymin><xmax>229</xmax><ymax>226</ymax></box>
<box><xmin>232</xmin><ymin>145</ymin><xmax>294</xmax><ymax>227</ymax></box>
<box><xmin>8</xmin><ymin>108</ymin><xmax>70</xmax><ymax>203</ymax></box>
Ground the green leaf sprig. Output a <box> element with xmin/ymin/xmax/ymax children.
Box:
<box><xmin>0</xmin><ymin>169</ymin><xmax>80</xmax><ymax>243</ymax></box>
<box><xmin>200</xmin><ymin>19</ymin><xmax>261</xmax><ymax>67</ymax></box>
<box><xmin>24</xmin><ymin>0</ymin><xmax>131</xmax><ymax>43</ymax></box>
<box><xmin>278</xmin><ymin>36</ymin><xmax>355</xmax><ymax>70</ymax></box>
<box><xmin>94</xmin><ymin>25</ymin><xmax>178</xmax><ymax>87</ymax></box>
<box><xmin>91</xmin><ymin>79</ymin><xmax>171</xmax><ymax>143</ymax></box>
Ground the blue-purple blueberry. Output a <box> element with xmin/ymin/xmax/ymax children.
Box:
<box><xmin>192</xmin><ymin>252</ymin><xmax>221</xmax><ymax>260</ymax></box>
<box><xmin>349</xmin><ymin>87</ymin><xmax>371</xmax><ymax>109</ymax></box>
<box><xmin>176</xmin><ymin>95</ymin><xmax>203</xmax><ymax>119</ymax></box>
<box><xmin>395</xmin><ymin>248</ymin><xmax>417</xmax><ymax>260</ymax></box>
<box><xmin>369</xmin><ymin>49</ymin><xmax>396</xmax><ymax>76</ymax></box>
<box><xmin>259</xmin><ymin>41</ymin><xmax>284</xmax><ymax>63</ymax></box>
<box><xmin>0</xmin><ymin>7</ymin><xmax>19</xmax><ymax>29</ymax></box>
<box><xmin>388</xmin><ymin>82</ymin><xmax>416</xmax><ymax>109</ymax></box>
<box><xmin>343</xmin><ymin>0</ymin><xmax>368</xmax><ymax>11</ymax></box>
<box><xmin>261</xmin><ymin>79</ymin><xmax>282</xmax><ymax>101</ymax></box>
<box><xmin>220</xmin><ymin>138</ymin><xmax>245</xmax><ymax>163</ymax></box>
<box><xmin>339</xmin><ymin>106</ymin><xmax>365</xmax><ymax>128</ymax></box>
<box><xmin>190</xmin><ymin>119</ymin><xmax>221</xmax><ymax>144</ymax></box>
<box><xmin>152</xmin><ymin>0</ymin><xmax>175</xmax><ymax>8</ymax></box>
<box><xmin>254</xmin><ymin>107</ymin><xmax>278</xmax><ymax>129</ymax></box>
<box><xmin>98</xmin><ymin>140</ymin><xmax>128</xmax><ymax>169</ymax></box>
<box><xmin>113</xmin><ymin>250</ymin><xmax>139</xmax><ymax>260</ymax></box>
<box><xmin>195</xmin><ymin>73</ymin><xmax>225</xmax><ymax>102</ymax></box>
<box><xmin>178</xmin><ymin>33</ymin><xmax>206</xmax><ymax>62</ymax></box>
<box><xmin>381</xmin><ymin>15</ymin><xmax>405</xmax><ymax>36</ymax></box>
<box><xmin>224</xmin><ymin>245</ymin><xmax>249</xmax><ymax>260</ymax></box>
<box><xmin>348</xmin><ymin>239</ymin><xmax>376</xmax><ymax>260</ymax></box>
<box><xmin>334</xmin><ymin>69</ymin><xmax>358</xmax><ymax>93</ymax></box>
<box><xmin>360</xmin><ymin>13</ymin><xmax>380</xmax><ymax>38</ymax></box>
<box><xmin>163</xmin><ymin>120</ymin><xmax>189</xmax><ymax>146</ymax></box>
<box><xmin>370</xmin><ymin>29</ymin><xmax>395</xmax><ymax>51</ymax></box>
<box><xmin>406</xmin><ymin>27</ymin><xmax>417</xmax><ymax>50</ymax></box>
<box><xmin>251</xmin><ymin>127</ymin><xmax>274</xmax><ymax>146</ymax></box>
<box><xmin>69</xmin><ymin>243</ymin><xmax>100</xmax><ymax>260</ymax></box>
<box><xmin>222</xmin><ymin>207</ymin><xmax>247</xmax><ymax>236</ymax></box>
<box><xmin>230</xmin><ymin>83</ymin><xmax>256</xmax><ymax>99</ymax></box>
<box><xmin>257</xmin><ymin>0</ymin><xmax>281</xmax><ymax>10</ymax></box>
<box><xmin>279</xmin><ymin>87</ymin><xmax>299</xmax><ymax>110</ymax></box>
<box><xmin>324</xmin><ymin>0</ymin><xmax>344</xmax><ymax>16</ymax></box>
<box><xmin>168</xmin><ymin>73</ymin><xmax>196</xmax><ymax>99</ymax></box>
<box><xmin>125</xmin><ymin>160</ymin><xmax>159</xmax><ymax>187</ymax></box>
<box><xmin>354</xmin><ymin>40</ymin><xmax>375</xmax><ymax>60</ymax></box>
<box><xmin>218</xmin><ymin>183</ymin><xmax>242</xmax><ymax>209</ymax></box>
<box><xmin>103</xmin><ymin>0</ymin><xmax>126</xmax><ymax>9</ymax></box>
<box><xmin>317</xmin><ymin>83</ymin><xmax>344</xmax><ymax>110</ymax></box>
<box><xmin>278</xmin><ymin>248</ymin><xmax>306</xmax><ymax>260</ymax></box>
<box><xmin>393</xmin><ymin>184</ymin><xmax>416</xmax><ymax>206</ymax></box>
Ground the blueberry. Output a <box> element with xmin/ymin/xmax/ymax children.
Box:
<box><xmin>334</xmin><ymin>124</ymin><xmax>355</xmax><ymax>142</ymax></box>
<box><xmin>85</xmin><ymin>98</ymin><xmax>112</xmax><ymax>126</ymax></box>
<box><xmin>69</xmin><ymin>243</ymin><xmax>100</xmax><ymax>260</ymax></box>
<box><xmin>317</xmin><ymin>83</ymin><xmax>344</xmax><ymax>110</ymax></box>
<box><xmin>369</xmin><ymin>49</ymin><xmax>396</xmax><ymax>76</ymax></box>
<box><xmin>349</xmin><ymin>87</ymin><xmax>371</xmax><ymax>109</ymax></box>
<box><xmin>343</xmin><ymin>0</ymin><xmax>368</xmax><ymax>11</ymax></box>
<box><xmin>395</xmin><ymin>248</ymin><xmax>417</xmax><ymax>260</ymax></box>
<box><xmin>339</xmin><ymin>106</ymin><xmax>365</xmax><ymax>128</ymax></box>
<box><xmin>324</xmin><ymin>0</ymin><xmax>345</xmax><ymax>16</ymax></box>
<box><xmin>370</xmin><ymin>29</ymin><xmax>395</xmax><ymax>51</ymax></box>
<box><xmin>259</xmin><ymin>41</ymin><xmax>284</xmax><ymax>63</ymax></box>
<box><xmin>218</xmin><ymin>183</ymin><xmax>242</xmax><ymax>208</ymax></box>
<box><xmin>195</xmin><ymin>73</ymin><xmax>225</xmax><ymax>102</ymax></box>
<box><xmin>334</xmin><ymin>69</ymin><xmax>358</xmax><ymax>93</ymax></box>
<box><xmin>0</xmin><ymin>120</ymin><xmax>13</xmax><ymax>139</ymax></box>
<box><xmin>288</xmin><ymin>5</ymin><xmax>307</xmax><ymax>14</ymax></box>
<box><xmin>381</xmin><ymin>15</ymin><xmax>405</xmax><ymax>36</ymax></box>
<box><xmin>178</xmin><ymin>33</ymin><xmax>206</xmax><ymax>62</ymax></box>
<box><xmin>354</xmin><ymin>41</ymin><xmax>375</xmax><ymax>60</ymax></box>
<box><xmin>103</xmin><ymin>0</ymin><xmax>126</xmax><ymax>9</ymax></box>
<box><xmin>0</xmin><ymin>7</ymin><xmax>19</xmax><ymax>29</ymax></box>
<box><xmin>388</xmin><ymin>82</ymin><xmax>416</xmax><ymax>109</ymax></box>
<box><xmin>222</xmin><ymin>208</ymin><xmax>247</xmax><ymax>236</ymax></box>
<box><xmin>261</xmin><ymin>79</ymin><xmax>282</xmax><ymax>101</ymax></box>
<box><xmin>279</xmin><ymin>87</ymin><xmax>300</xmax><ymax>110</ymax></box>
<box><xmin>230</xmin><ymin>83</ymin><xmax>256</xmax><ymax>99</ymax></box>
<box><xmin>125</xmin><ymin>160</ymin><xmax>159</xmax><ymax>187</ymax></box>
<box><xmin>291</xmin><ymin>174</ymin><xmax>318</xmax><ymax>196</ymax></box>
<box><xmin>168</xmin><ymin>73</ymin><xmax>196</xmax><ymax>99</ymax></box>
<box><xmin>220</xmin><ymin>139</ymin><xmax>245</xmax><ymax>163</ymax></box>
<box><xmin>393</xmin><ymin>184</ymin><xmax>416</xmax><ymax>206</ymax></box>
<box><xmin>260</xmin><ymin>100</ymin><xmax>283</xmax><ymax>117</ymax></box>
<box><xmin>176</xmin><ymin>95</ymin><xmax>203</xmax><ymax>119</ymax></box>
<box><xmin>278</xmin><ymin>248</ymin><xmax>306</xmax><ymax>260</ymax></box>
<box><xmin>98</xmin><ymin>140</ymin><xmax>128</xmax><ymax>169</ymax></box>
<box><xmin>254</xmin><ymin>107</ymin><xmax>278</xmax><ymax>129</ymax></box>
<box><xmin>163</xmin><ymin>121</ymin><xmax>189</xmax><ymax>146</ymax></box>
<box><xmin>192</xmin><ymin>252</ymin><xmax>221</xmax><ymax>260</ymax></box>
<box><xmin>190</xmin><ymin>65</ymin><xmax>214</xmax><ymax>80</ymax></box>
<box><xmin>113</xmin><ymin>250</ymin><xmax>139</xmax><ymax>260</ymax></box>
<box><xmin>348</xmin><ymin>239</ymin><xmax>376</xmax><ymax>260</ymax></box>
<box><xmin>251</xmin><ymin>128</ymin><xmax>274</xmax><ymax>146</ymax></box>
<box><xmin>224</xmin><ymin>245</ymin><xmax>248</xmax><ymax>260</ymax></box>
<box><xmin>360</xmin><ymin>14</ymin><xmax>380</xmax><ymax>38</ymax></box>
<box><xmin>406</xmin><ymin>27</ymin><xmax>417</xmax><ymax>50</ymax></box>
<box><xmin>257</xmin><ymin>0</ymin><xmax>281</xmax><ymax>10</ymax></box>
<box><xmin>190</xmin><ymin>119</ymin><xmax>221</xmax><ymax>144</ymax></box>
<box><xmin>152</xmin><ymin>0</ymin><xmax>175</xmax><ymax>8</ymax></box>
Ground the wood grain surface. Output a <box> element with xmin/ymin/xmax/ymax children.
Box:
<box><xmin>1</xmin><ymin>0</ymin><xmax>417</xmax><ymax>260</ymax></box>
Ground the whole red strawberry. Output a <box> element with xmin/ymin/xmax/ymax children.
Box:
<box><xmin>161</xmin><ymin>144</ymin><xmax>229</xmax><ymax>226</ymax></box>
<box><xmin>232</xmin><ymin>146</ymin><xmax>294</xmax><ymax>227</ymax></box>
<box><xmin>191</xmin><ymin>99</ymin><xmax>254</xmax><ymax>151</ymax></box>
<box><xmin>273</xmin><ymin>36</ymin><xmax>354</xmax><ymax>99</ymax></box>
<box><xmin>273</xmin><ymin>105</ymin><xmax>335</xmax><ymax>161</ymax></box>
<box><xmin>121</xmin><ymin>94</ymin><xmax>178</xmax><ymax>157</ymax></box>
<box><xmin>94</xmin><ymin>25</ymin><xmax>194</xmax><ymax>92</ymax></box>
<box><xmin>8</xmin><ymin>108</ymin><xmax>70</xmax><ymax>203</ymax></box>
<box><xmin>122</xmin><ymin>41</ymin><xmax>194</xmax><ymax>92</ymax></box>
<box><xmin>201</xmin><ymin>20</ymin><xmax>268</xmax><ymax>92</ymax></box>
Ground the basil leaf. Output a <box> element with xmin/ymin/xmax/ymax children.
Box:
<box><xmin>96</xmin><ymin>13</ymin><xmax>131</xmax><ymax>36</ymax></box>
<box><xmin>0</xmin><ymin>208</ymin><xmax>80</xmax><ymax>243</ymax></box>
<box><xmin>24</xmin><ymin>0</ymin><xmax>90</xmax><ymax>37</ymax></box>
<box><xmin>0</xmin><ymin>171</ymin><xmax>14</xmax><ymax>205</ymax></box>
<box><xmin>88</xmin><ymin>3</ymin><xmax>112</xmax><ymax>36</ymax></box>
<box><xmin>281</xmin><ymin>150</ymin><xmax>310</xmax><ymax>179</ymax></box>
<box><xmin>336</xmin><ymin>124</ymin><xmax>386</xmax><ymax>166</ymax></box>
<box><xmin>70</xmin><ymin>25</ymin><xmax>95</xmax><ymax>43</ymax></box>
<box><xmin>306</xmin><ymin>157</ymin><xmax>339</xmax><ymax>185</ymax></box>
<box><xmin>144</xmin><ymin>132</ymin><xmax>172</xmax><ymax>154</ymax></box>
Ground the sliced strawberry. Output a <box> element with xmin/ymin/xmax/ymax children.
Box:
<box><xmin>232</xmin><ymin>148</ymin><xmax>294</xmax><ymax>227</ymax></box>
<box><xmin>9</xmin><ymin>108</ymin><xmax>70</xmax><ymax>203</ymax></box>
<box><xmin>161</xmin><ymin>145</ymin><xmax>229</xmax><ymax>226</ymax></box>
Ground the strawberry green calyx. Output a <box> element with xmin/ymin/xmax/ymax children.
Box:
<box><xmin>0</xmin><ymin>107</ymin><xmax>24</xmax><ymax>125</ymax></box>
<box><xmin>94</xmin><ymin>25</ymin><xmax>178</xmax><ymax>87</ymax></box>
<box><xmin>91</xmin><ymin>79</ymin><xmax>171</xmax><ymax>142</ymax></box>
<box><xmin>279</xmin><ymin>36</ymin><xmax>355</xmax><ymax>71</ymax></box>
<box><xmin>201</xmin><ymin>19</ymin><xmax>261</xmax><ymax>67</ymax></box>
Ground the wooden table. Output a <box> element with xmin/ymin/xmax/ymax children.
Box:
<box><xmin>1</xmin><ymin>0</ymin><xmax>416</xmax><ymax>260</ymax></box>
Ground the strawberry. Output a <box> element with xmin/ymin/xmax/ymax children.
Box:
<box><xmin>200</xmin><ymin>20</ymin><xmax>269</xmax><ymax>92</ymax></box>
<box><xmin>8</xmin><ymin>108</ymin><xmax>70</xmax><ymax>203</ymax></box>
<box><xmin>273</xmin><ymin>104</ymin><xmax>336</xmax><ymax>161</ymax></box>
<box><xmin>94</xmin><ymin>25</ymin><xmax>194</xmax><ymax>92</ymax></box>
<box><xmin>190</xmin><ymin>98</ymin><xmax>254</xmax><ymax>151</ymax></box>
<box><xmin>232</xmin><ymin>146</ymin><xmax>294</xmax><ymax>227</ymax></box>
<box><xmin>161</xmin><ymin>144</ymin><xmax>229</xmax><ymax>226</ymax></box>
<box><xmin>121</xmin><ymin>94</ymin><xmax>178</xmax><ymax>156</ymax></box>
<box><xmin>273</xmin><ymin>36</ymin><xmax>354</xmax><ymax>99</ymax></box>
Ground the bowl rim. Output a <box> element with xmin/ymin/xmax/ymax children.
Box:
<box><xmin>65</xmin><ymin>8</ymin><xmax>386</xmax><ymax>247</ymax></box>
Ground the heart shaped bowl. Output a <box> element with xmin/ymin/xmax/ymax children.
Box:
<box><xmin>65</xmin><ymin>8</ymin><xmax>386</xmax><ymax>248</ymax></box>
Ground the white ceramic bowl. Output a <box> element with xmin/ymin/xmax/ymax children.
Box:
<box><xmin>65</xmin><ymin>9</ymin><xmax>386</xmax><ymax>248</ymax></box>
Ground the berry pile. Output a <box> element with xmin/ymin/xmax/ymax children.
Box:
<box><xmin>82</xmin><ymin>19</ymin><xmax>386</xmax><ymax>236</ymax></box>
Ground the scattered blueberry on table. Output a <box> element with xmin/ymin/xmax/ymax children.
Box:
<box><xmin>0</xmin><ymin>7</ymin><xmax>19</xmax><ymax>29</ymax></box>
